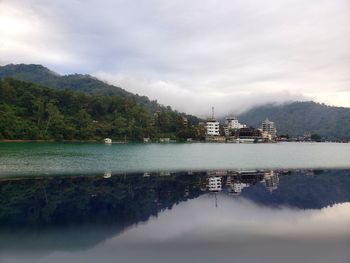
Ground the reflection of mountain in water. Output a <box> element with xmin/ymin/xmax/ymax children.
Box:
<box><xmin>1</xmin><ymin>170</ymin><xmax>350</xmax><ymax>227</ymax></box>
<box><xmin>1</xmin><ymin>169</ymin><xmax>350</xmax><ymax>252</ymax></box>
<box><xmin>207</xmin><ymin>169</ymin><xmax>350</xmax><ymax>209</ymax></box>
<box><xmin>0</xmin><ymin>172</ymin><xmax>203</xmax><ymax>251</ymax></box>
<box><xmin>241</xmin><ymin>170</ymin><xmax>350</xmax><ymax>209</ymax></box>
<box><xmin>0</xmin><ymin>173</ymin><xmax>203</xmax><ymax>227</ymax></box>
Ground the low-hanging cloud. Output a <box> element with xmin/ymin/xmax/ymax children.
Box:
<box><xmin>0</xmin><ymin>0</ymin><xmax>349</xmax><ymax>116</ymax></box>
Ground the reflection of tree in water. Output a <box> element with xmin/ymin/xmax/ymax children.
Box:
<box><xmin>1</xmin><ymin>169</ymin><xmax>350</xmax><ymax>228</ymax></box>
<box><xmin>0</xmin><ymin>172</ymin><xmax>203</xmax><ymax>227</ymax></box>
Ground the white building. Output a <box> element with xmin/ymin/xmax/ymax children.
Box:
<box><xmin>262</xmin><ymin>118</ymin><xmax>277</xmax><ymax>138</ymax></box>
<box><xmin>225</xmin><ymin>116</ymin><xmax>246</xmax><ymax>129</ymax></box>
<box><xmin>208</xmin><ymin>176</ymin><xmax>222</xmax><ymax>192</ymax></box>
<box><xmin>206</xmin><ymin>120</ymin><xmax>220</xmax><ymax>136</ymax></box>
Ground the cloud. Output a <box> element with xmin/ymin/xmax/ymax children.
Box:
<box><xmin>96</xmin><ymin>71</ymin><xmax>306</xmax><ymax>116</ymax></box>
<box><xmin>0</xmin><ymin>0</ymin><xmax>349</xmax><ymax>115</ymax></box>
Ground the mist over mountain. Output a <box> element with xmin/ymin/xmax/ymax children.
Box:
<box><xmin>1</xmin><ymin>64</ymin><xmax>349</xmax><ymax>140</ymax></box>
<box><xmin>239</xmin><ymin>102</ymin><xmax>350</xmax><ymax>140</ymax></box>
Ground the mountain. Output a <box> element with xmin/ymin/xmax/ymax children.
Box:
<box><xmin>0</xmin><ymin>78</ymin><xmax>201</xmax><ymax>141</ymax></box>
<box><xmin>239</xmin><ymin>101</ymin><xmax>350</xmax><ymax>140</ymax></box>
<box><xmin>0</xmin><ymin>64</ymin><xmax>160</xmax><ymax>114</ymax></box>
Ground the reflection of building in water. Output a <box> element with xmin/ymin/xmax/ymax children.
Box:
<box><xmin>160</xmin><ymin>171</ymin><xmax>171</xmax><ymax>176</ymax></box>
<box><xmin>204</xmin><ymin>170</ymin><xmax>279</xmax><ymax>194</ymax></box>
<box><xmin>103</xmin><ymin>171</ymin><xmax>112</xmax><ymax>179</ymax></box>
<box><xmin>208</xmin><ymin>176</ymin><xmax>222</xmax><ymax>192</ymax></box>
<box><xmin>234</xmin><ymin>182</ymin><xmax>245</xmax><ymax>193</ymax></box>
<box><xmin>263</xmin><ymin>170</ymin><xmax>279</xmax><ymax>192</ymax></box>
<box><xmin>231</xmin><ymin>182</ymin><xmax>249</xmax><ymax>195</ymax></box>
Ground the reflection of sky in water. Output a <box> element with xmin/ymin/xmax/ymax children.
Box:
<box><xmin>1</xmin><ymin>169</ymin><xmax>350</xmax><ymax>263</ymax></box>
<box><xmin>2</xmin><ymin>196</ymin><xmax>350</xmax><ymax>263</ymax></box>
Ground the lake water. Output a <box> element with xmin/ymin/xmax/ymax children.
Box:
<box><xmin>1</xmin><ymin>143</ymin><xmax>350</xmax><ymax>263</ymax></box>
<box><xmin>1</xmin><ymin>142</ymin><xmax>350</xmax><ymax>176</ymax></box>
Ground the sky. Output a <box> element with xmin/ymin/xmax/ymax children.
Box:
<box><xmin>0</xmin><ymin>0</ymin><xmax>349</xmax><ymax>117</ymax></box>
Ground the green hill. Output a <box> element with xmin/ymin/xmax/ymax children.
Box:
<box><xmin>0</xmin><ymin>64</ymin><xmax>170</xmax><ymax>114</ymax></box>
<box><xmin>0</xmin><ymin>78</ymin><xmax>200</xmax><ymax>141</ymax></box>
<box><xmin>239</xmin><ymin>102</ymin><xmax>350</xmax><ymax>140</ymax></box>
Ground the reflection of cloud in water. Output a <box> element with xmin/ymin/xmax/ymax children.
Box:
<box><xmin>110</xmin><ymin>195</ymin><xmax>350</xmax><ymax>246</ymax></box>
<box><xmin>2</xmin><ymin>195</ymin><xmax>350</xmax><ymax>263</ymax></box>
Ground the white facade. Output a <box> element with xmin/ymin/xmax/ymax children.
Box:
<box><xmin>262</xmin><ymin>118</ymin><xmax>277</xmax><ymax>138</ymax></box>
<box><xmin>225</xmin><ymin>117</ymin><xmax>240</xmax><ymax>129</ymax></box>
<box><xmin>225</xmin><ymin>116</ymin><xmax>246</xmax><ymax>130</ymax></box>
<box><xmin>206</xmin><ymin>120</ymin><xmax>220</xmax><ymax>136</ymax></box>
<box><xmin>208</xmin><ymin>176</ymin><xmax>222</xmax><ymax>192</ymax></box>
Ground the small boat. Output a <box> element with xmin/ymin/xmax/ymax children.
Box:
<box><xmin>103</xmin><ymin>171</ymin><xmax>112</xmax><ymax>178</ymax></box>
<box><xmin>104</xmin><ymin>138</ymin><xmax>112</xmax><ymax>144</ymax></box>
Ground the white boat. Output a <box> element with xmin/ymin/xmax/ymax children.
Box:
<box><xmin>103</xmin><ymin>171</ymin><xmax>112</xmax><ymax>178</ymax></box>
<box><xmin>104</xmin><ymin>138</ymin><xmax>112</xmax><ymax>144</ymax></box>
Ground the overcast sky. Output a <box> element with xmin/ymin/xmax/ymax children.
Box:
<box><xmin>0</xmin><ymin>0</ymin><xmax>349</xmax><ymax>117</ymax></box>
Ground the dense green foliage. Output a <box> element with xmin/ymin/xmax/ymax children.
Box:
<box><xmin>0</xmin><ymin>64</ymin><xmax>159</xmax><ymax>111</ymax></box>
<box><xmin>0</xmin><ymin>78</ymin><xmax>198</xmax><ymax>141</ymax></box>
<box><xmin>311</xmin><ymin>133</ymin><xmax>321</xmax><ymax>142</ymax></box>
<box><xmin>0</xmin><ymin>64</ymin><xmax>200</xmax><ymax>124</ymax></box>
<box><xmin>239</xmin><ymin>102</ymin><xmax>350</xmax><ymax>140</ymax></box>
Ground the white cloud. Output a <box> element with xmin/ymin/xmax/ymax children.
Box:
<box><xmin>0</xmin><ymin>0</ymin><xmax>349</xmax><ymax>115</ymax></box>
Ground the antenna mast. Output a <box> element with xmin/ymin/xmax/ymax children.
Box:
<box><xmin>212</xmin><ymin>106</ymin><xmax>214</xmax><ymax>120</ymax></box>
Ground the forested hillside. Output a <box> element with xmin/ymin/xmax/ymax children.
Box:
<box><xmin>0</xmin><ymin>64</ymin><xmax>168</xmax><ymax>114</ymax></box>
<box><xmin>0</xmin><ymin>78</ymin><xmax>199</xmax><ymax>141</ymax></box>
<box><xmin>239</xmin><ymin>102</ymin><xmax>350</xmax><ymax>140</ymax></box>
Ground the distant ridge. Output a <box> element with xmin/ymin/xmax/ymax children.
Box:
<box><xmin>239</xmin><ymin>101</ymin><xmax>350</xmax><ymax>140</ymax></box>
<box><xmin>0</xmin><ymin>64</ymin><xmax>161</xmax><ymax>113</ymax></box>
<box><xmin>1</xmin><ymin>64</ymin><xmax>349</xmax><ymax>140</ymax></box>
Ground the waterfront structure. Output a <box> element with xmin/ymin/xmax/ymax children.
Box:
<box><xmin>206</xmin><ymin>120</ymin><xmax>220</xmax><ymax>136</ymax></box>
<box><xmin>225</xmin><ymin>116</ymin><xmax>246</xmax><ymax>130</ymax></box>
<box><xmin>262</xmin><ymin>118</ymin><xmax>277</xmax><ymax>138</ymax></box>
<box><xmin>206</xmin><ymin>107</ymin><xmax>220</xmax><ymax>136</ymax></box>
<box><xmin>261</xmin><ymin>131</ymin><xmax>272</xmax><ymax>141</ymax></box>
<box><xmin>233</xmin><ymin>127</ymin><xmax>262</xmax><ymax>140</ymax></box>
<box><xmin>224</xmin><ymin>116</ymin><xmax>246</xmax><ymax>136</ymax></box>
<box><xmin>206</xmin><ymin>136</ymin><xmax>226</xmax><ymax>142</ymax></box>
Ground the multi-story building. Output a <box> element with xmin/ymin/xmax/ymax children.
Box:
<box><xmin>206</xmin><ymin>119</ymin><xmax>220</xmax><ymax>136</ymax></box>
<box><xmin>225</xmin><ymin>116</ymin><xmax>246</xmax><ymax>130</ymax></box>
<box><xmin>262</xmin><ymin>118</ymin><xmax>277</xmax><ymax>139</ymax></box>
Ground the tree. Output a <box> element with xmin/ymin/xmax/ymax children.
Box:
<box><xmin>311</xmin><ymin>133</ymin><xmax>321</xmax><ymax>142</ymax></box>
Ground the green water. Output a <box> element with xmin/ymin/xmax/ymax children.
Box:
<box><xmin>1</xmin><ymin>142</ymin><xmax>350</xmax><ymax>176</ymax></box>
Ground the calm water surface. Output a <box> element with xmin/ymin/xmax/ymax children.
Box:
<box><xmin>1</xmin><ymin>143</ymin><xmax>350</xmax><ymax>262</ymax></box>
<box><xmin>1</xmin><ymin>142</ymin><xmax>350</xmax><ymax>176</ymax></box>
<box><xmin>1</xmin><ymin>169</ymin><xmax>350</xmax><ymax>263</ymax></box>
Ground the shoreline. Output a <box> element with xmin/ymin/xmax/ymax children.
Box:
<box><xmin>0</xmin><ymin>139</ymin><xmax>99</xmax><ymax>143</ymax></box>
<box><xmin>0</xmin><ymin>139</ymin><xmax>348</xmax><ymax>144</ymax></box>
